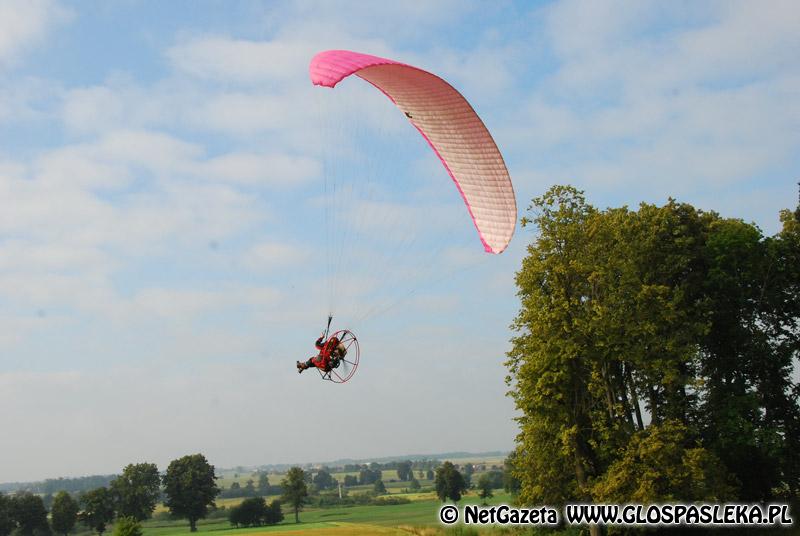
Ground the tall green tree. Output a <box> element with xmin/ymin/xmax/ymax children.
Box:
<box><xmin>434</xmin><ymin>462</ymin><xmax>467</xmax><ymax>503</ymax></box>
<box><xmin>507</xmin><ymin>187</ymin><xmax>742</xmax><ymax>536</ymax></box>
<box><xmin>698</xmin><ymin>212</ymin><xmax>800</xmax><ymax>499</ymax></box>
<box><xmin>357</xmin><ymin>468</ymin><xmax>380</xmax><ymax>485</ymax></box>
<box><xmin>256</xmin><ymin>473</ymin><xmax>270</xmax><ymax>495</ymax></box>
<box><xmin>280</xmin><ymin>468</ymin><xmax>308</xmax><ymax>524</ymax></box>
<box><xmin>507</xmin><ymin>185</ymin><xmax>800</xmax><ymax>521</ymax></box>
<box><xmin>476</xmin><ymin>474</ymin><xmax>494</xmax><ymax>505</ymax></box>
<box><xmin>0</xmin><ymin>494</ymin><xmax>14</xmax><ymax>536</ymax></box>
<box><xmin>372</xmin><ymin>480</ymin><xmax>386</xmax><ymax>495</ymax></box>
<box><xmin>396</xmin><ymin>461</ymin><xmax>413</xmax><ymax>481</ymax></box>
<box><xmin>9</xmin><ymin>493</ymin><xmax>49</xmax><ymax>536</ymax></box>
<box><xmin>264</xmin><ymin>500</ymin><xmax>283</xmax><ymax>525</ymax></box>
<box><xmin>79</xmin><ymin>488</ymin><xmax>114</xmax><ymax>536</ymax></box>
<box><xmin>162</xmin><ymin>454</ymin><xmax>220</xmax><ymax>532</ymax></box>
<box><xmin>50</xmin><ymin>492</ymin><xmax>79</xmax><ymax>536</ymax></box>
<box><xmin>506</xmin><ymin>186</ymin><xmax>602</xmax><ymax>517</ymax></box>
<box><xmin>311</xmin><ymin>470</ymin><xmax>335</xmax><ymax>491</ymax></box>
<box><xmin>461</xmin><ymin>464</ymin><xmax>474</xmax><ymax>488</ymax></box>
<box><xmin>110</xmin><ymin>463</ymin><xmax>160</xmax><ymax>521</ymax></box>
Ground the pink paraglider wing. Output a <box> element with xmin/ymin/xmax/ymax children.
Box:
<box><xmin>309</xmin><ymin>50</ymin><xmax>516</xmax><ymax>254</ymax></box>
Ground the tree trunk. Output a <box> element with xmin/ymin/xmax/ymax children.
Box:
<box><xmin>616</xmin><ymin>362</ymin><xmax>635</xmax><ymax>430</ymax></box>
<box><xmin>648</xmin><ymin>384</ymin><xmax>660</xmax><ymax>424</ymax></box>
<box><xmin>189</xmin><ymin>518</ymin><xmax>197</xmax><ymax>532</ymax></box>
<box><xmin>626</xmin><ymin>366</ymin><xmax>645</xmax><ymax>430</ymax></box>
<box><xmin>294</xmin><ymin>506</ymin><xmax>299</xmax><ymax>523</ymax></box>
<box><xmin>601</xmin><ymin>361</ymin><xmax>616</xmax><ymax>421</ymax></box>
<box><xmin>572</xmin><ymin>444</ymin><xmax>601</xmax><ymax>536</ymax></box>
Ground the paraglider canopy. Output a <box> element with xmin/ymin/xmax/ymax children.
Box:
<box><xmin>309</xmin><ymin>50</ymin><xmax>517</xmax><ymax>254</ymax></box>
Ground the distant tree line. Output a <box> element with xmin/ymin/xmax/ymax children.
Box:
<box><xmin>1</xmin><ymin>454</ymin><xmax>514</xmax><ymax>535</ymax></box>
<box><xmin>1</xmin><ymin>454</ymin><xmax>222</xmax><ymax>536</ymax></box>
<box><xmin>340</xmin><ymin>459</ymin><xmax>440</xmax><ymax>474</ymax></box>
<box><xmin>0</xmin><ymin>477</ymin><xmax>117</xmax><ymax>497</ymax></box>
<box><xmin>218</xmin><ymin>472</ymin><xmax>282</xmax><ymax>498</ymax></box>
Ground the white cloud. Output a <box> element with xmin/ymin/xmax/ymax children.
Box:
<box><xmin>34</xmin><ymin>145</ymin><xmax>133</xmax><ymax>189</ymax></box>
<box><xmin>544</xmin><ymin>1</ymin><xmax>800</xmax><ymax>97</ymax></box>
<box><xmin>62</xmin><ymin>85</ymin><xmax>127</xmax><ymax>132</ymax></box>
<box><xmin>98</xmin><ymin>130</ymin><xmax>202</xmax><ymax>176</ymax></box>
<box><xmin>131</xmin><ymin>286</ymin><xmax>280</xmax><ymax>319</ymax></box>
<box><xmin>0</xmin><ymin>271</ymin><xmax>113</xmax><ymax>314</ymax></box>
<box><xmin>243</xmin><ymin>241</ymin><xmax>311</xmax><ymax>271</ymax></box>
<box><xmin>0</xmin><ymin>314</ymin><xmax>51</xmax><ymax>347</ymax></box>
<box><xmin>0</xmin><ymin>0</ymin><xmax>70</xmax><ymax>67</ymax></box>
<box><xmin>0</xmin><ymin>76</ymin><xmax>58</xmax><ymax>123</ymax></box>
<box><xmin>0</xmin><ymin>172</ymin><xmax>117</xmax><ymax>245</ymax></box>
<box><xmin>673</xmin><ymin>0</ymin><xmax>800</xmax><ymax>81</ymax></box>
<box><xmin>113</xmin><ymin>180</ymin><xmax>264</xmax><ymax>249</ymax></box>
<box><xmin>501</xmin><ymin>0</ymin><xmax>800</xmax><ymax>223</ymax></box>
<box><xmin>272</xmin><ymin>0</ymin><xmax>473</xmax><ymax>43</ymax></box>
<box><xmin>0</xmin><ymin>239</ymin><xmax>110</xmax><ymax>273</ymax></box>
<box><xmin>189</xmin><ymin>91</ymin><xmax>303</xmax><ymax>134</ymax></box>
<box><xmin>61</xmin><ymin>78</ymin><xmax>202</xmax><ymax>134</ymax></box>
<box><xmin>200</xmin><ymin>152</ymin><xmax>320</xmax><ymax>186</ymax></box>
<box><xmin>168</xmin><ymin>37</ymin><xmax>316</xmax><ymax>83</ymax></box>
<box><xmin>545</xmin><ymin>0</ymin><xmax>661</xmax><ymax>60</ymax></box>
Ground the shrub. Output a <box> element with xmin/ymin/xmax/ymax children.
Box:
<box><xmin>228</xmin><ymin>497</ymin><xmax>282</xmax><ymax>528</ymax></box>
<box><xmin>111</xmin><ymin>517</ymin><xmax>141</xmax><ymax>536</ymax></box>
<box><xmin>371</xmin><ymin>496</ymin><xmax>410</xmax><ymax>506</ymax></box>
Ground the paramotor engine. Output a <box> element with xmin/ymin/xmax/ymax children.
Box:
<box><xmin>317</xmin><ymin>329</ymin><xmax>359</xmax><ymax>384</ymax></box>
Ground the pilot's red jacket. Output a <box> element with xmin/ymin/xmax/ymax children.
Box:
<box><xmin>310</xmin><ymin>336</ymin><xmax>339</xmax><ymax>370</ymax></box>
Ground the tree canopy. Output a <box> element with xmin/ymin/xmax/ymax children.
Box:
<box><xmin>162</xmin><ymin>454</ymin><xmax>219</xmax><ymax>532</ymax></box>
<box><xmin>280</xmin><ymin>468</ymin><xmax>308</xmax><ymax>524</ymax></box>
<box><xmin>506</xmin><ymin>185</ymin><xmax>800</xmax><ymax>526</ymax></box>
<box><xmin>396</xmin><ymin>461</ymin><xmax>413</xmax><ymax>482</ymax></box>
<box><xmin>477</xmin><ymin>474</ymin><xmax>494</xmax><ymax>504</ymax></box>
<box><xmin>7</xmin><ymin>493</ymin><xmax>49</xmax><ymax>536</ymax></box>
<box><xmin>0</xmin><ymin>494</ymin><xmax>14</xmax><ymax>536</ymax></box>
<box><xmin>50</xmin><ymin>492</ymin><xmax>79</xmax><ymax>536</ymax></box>
<box><xmin>228</xmin><ymin>497</ymin><xmax>282</xmax><ymax>528</ymax></box>
<box><xmin>312</xmin><ymin>470</ymin><xmax>336</xmax><ymax>491</ymax></box>
<box><xmin>110</xmin><ymin>463</ymin><xmax>160</xmax><ymax>521</ymax></box>
<box><xmin>79</xmin><ymin>488</ymin><xmax>115</xmax><ymax>536</ymax></box>
<box><xmin>434</xmin><ymin>462</ymin><xmax>467</xmax><ymax>503</ymax></box>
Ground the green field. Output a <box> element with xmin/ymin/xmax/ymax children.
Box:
<box><xmin>142</xmin><ymin>490</ymin><xmax>515</xmax><ymax>536</ymax></box>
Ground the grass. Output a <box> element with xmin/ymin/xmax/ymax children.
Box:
<box><xmin>129</xmin><ymin>488</ymin><xmax>800</xmax><ymax>536</ymax></box>
<box><xmin>140</xmin><ymin>490</ymin><xmax>516</xmax><ymax>536</ymax></box>
<box><xmin>143</xmin><ymin>456</ymin><xmax>513</xmax><ymax>536</ymax></box>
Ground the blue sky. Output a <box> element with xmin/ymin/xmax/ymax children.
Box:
<box><xmin>1</xmin><ymin>0</ymin><xmax>798</xmax><ymax>482</ymax></box>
